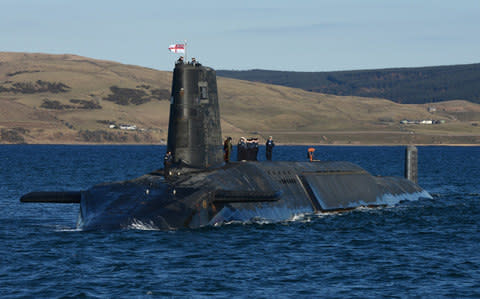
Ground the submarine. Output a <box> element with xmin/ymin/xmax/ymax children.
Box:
<box><xmin>20</xmin><ymin>59</ymin><xmax>431</xmax><ymax>230</ymax></box>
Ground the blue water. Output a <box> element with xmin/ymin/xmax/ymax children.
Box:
<box><xmin>1</xmin><ymin>145</ymin><xmax>479</xmax><ymax>298</ymax></box>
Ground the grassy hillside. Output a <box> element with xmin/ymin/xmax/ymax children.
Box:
<box><xmin>217</xmin><ymin>63</ymin><xmax>480</xmax><ymax>105</ymax></box>
<box><xmin>1</xmin><ymin>52</ymin><xmax>479</xmax><ymax>145</ymax></box>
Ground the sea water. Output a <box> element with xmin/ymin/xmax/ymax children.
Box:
<box><xmin>1</xmin><ymin>145</ymin><xmax>479</xmax><ymax>298</ymax></box>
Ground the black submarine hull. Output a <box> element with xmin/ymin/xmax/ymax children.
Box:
<box><xmin>77</xmin><ymin>160</ymin><xmax>430</xmax><ymax>230</ymax></box>
<box><xmin>21</xmin><ymin>60</ymin><xmax>431</xmax><ymax>231</ymax></box>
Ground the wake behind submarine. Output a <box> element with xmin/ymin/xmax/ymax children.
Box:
<box><xmin>20</xmin><ymin>59</ymin><xmax>431</xmax><ymax>230</ymax></box>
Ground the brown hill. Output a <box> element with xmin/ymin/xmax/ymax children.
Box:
<box><xmin>1</xmin><ymin>52</ymin><xmax>479</xmax><ymax>145</ymax></box>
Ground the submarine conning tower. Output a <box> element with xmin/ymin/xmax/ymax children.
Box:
<box><xmin>167</xmin><ymin>61</ymin><xmax>223</xmax><ymax>169</ymax></box>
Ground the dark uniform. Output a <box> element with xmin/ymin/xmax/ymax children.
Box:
<box><xmin>223</xmin><ymin>137</ymin><xmax>233</xmax><ymax>162</ymax></box>
<box><xmin>244</xmin><ymin>138</ymin><xmax>259</xmax><ymax>161</ymax></box>
<box><xmin>164</xmin><ymin>151</ymin><xmax>173</xmax><ymax>176</ymax></box>
<box><xmin>246</xmin><ymin>138</ymin><xmax>254</xmax><ymax>160</ymax></box>
<box><xmin>266</xmin><ymin>137</ymin><xmax>275</xmax><ymax>161</ymax></box>
<box><xmin>237</xmin><ymin>138</ymin><xmax>247</xmax><ymax>161</ymax></box>
<box><xmin>253</xmin><ymin>138</ymin><xmax>259</xmax><ymax>161</ymax></box>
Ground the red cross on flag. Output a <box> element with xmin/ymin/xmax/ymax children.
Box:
<box><xmin>168</xmin><ymin>44</ymin><xmax>185</xmax><ymax>54</ymax></box>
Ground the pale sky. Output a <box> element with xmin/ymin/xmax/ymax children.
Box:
<box><xmin>1</xmin><ymin>0</ymin><xmax>479</xmax><ymax>71</ymax></box>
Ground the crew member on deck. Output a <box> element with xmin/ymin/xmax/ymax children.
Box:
<box><xmin>176</xmin><ymin>56</ymin><xmax>184</xmax><ymax>64</ymax></box>
<box><xmin>246</xmin><ymin>138</ymin><xmax>254</xmax><ymax>160</ymax></box>
<box><xmin>266</xmin><ymin>136</ymin><xmax>275</xmax><ymax>161</ymax></box>
<box><xmin>253</xmin><ymin>138</ymin><xmax>259</xmax><ymax>161</ymax></box>
<box><xmin>223</xmin><ymin>137</ymin><xmax>233</xmax><ymax>163</ymax></box>
<box><xmin>244</xmin><ymin>138</ymin><xmax>259</xmax><ymax>161</ymax></box>
<box><xmin>237</xmin><ymin>137</ymin><xmax>247</xmax><ymax>161</ymax></box>
<box><xmin>164</xmin><ymin>151</ymin><xmax>173</xmax><ymax>176</ymax></box>
<box><xmin>307</xmin><ymin>147</ymin><xmax>315</xmax><ymax>162</ymax></box>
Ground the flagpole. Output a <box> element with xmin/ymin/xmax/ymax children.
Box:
<box><xmin>184</xmin><ymin>40</ymin><xmax>187</xmax><ymax>62</ymax></box>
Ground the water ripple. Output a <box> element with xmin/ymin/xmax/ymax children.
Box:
<box><xmin>1</xmin><ymin>145</ymin><xmax>479</xmax><ymax>297</ymax></box>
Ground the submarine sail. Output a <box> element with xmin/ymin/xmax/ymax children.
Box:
<box><xmin>167</xmin><ymin>63</ymin><xmax>223</xmax><ymax>168</ymax></box>
<box><xmin>20</xmin><ymin>59</ymin><xmax>431</xmax><ymax>230</ymax></box>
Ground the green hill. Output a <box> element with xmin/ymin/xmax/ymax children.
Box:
<box><xmin>217</xmin><ymin>63</ymin><xmax>480</xmax><ymax>104</ymax></box>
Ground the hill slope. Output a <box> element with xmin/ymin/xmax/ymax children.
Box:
<box><xmin>217</xmin><ymin>63</ymin><xmax>480</xmax><ymax>104</ymax></box>
<box><xmin>1</xmin><ymin>52</ymin><xmax>479</xmax><ymax>145</ymax></box>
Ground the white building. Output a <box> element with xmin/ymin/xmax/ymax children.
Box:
<box><xmin>119</xmin><ymin>124</ymin><xmax>137</xmax><ymax>130</ymax></box>
<box><xmin>420</xmin><ymin>120</ymin><xmax>433</xmax><ymax>125</ymax></box>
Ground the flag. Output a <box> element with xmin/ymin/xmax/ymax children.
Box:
<box><xmin>168</xmin><ymin>44</ymin><xmax>185</xmax><ymax>54</ymax></box>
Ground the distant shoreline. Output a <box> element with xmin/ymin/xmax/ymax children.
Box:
<box><xmin>1</xmin><ymin>142</ymin><xmax>478</xmax><ymax>147</ymax></box>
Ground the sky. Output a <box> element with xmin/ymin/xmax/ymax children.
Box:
<box><xmin>1</xmin><ymin>0</ymin><xmax>479</xmax><ymax>72</ymax></box>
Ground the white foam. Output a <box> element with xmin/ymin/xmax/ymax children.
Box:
<box><xmin>289</xmin><ymin>213</ymin><xmax>316</xmax><ymax>223</ymax></box>
<box><xmin>290</xmin><ymin>213</ymin><xmax>308</xmax><ymax>222</ymax></box>
<box><xmin>127</xmin><ymin>219</ymin><xmax>161</xmax><ymax>231</ymax></box>
<box><xmin>54</xmin><ymin>227</ymin><xmax>82</xmax><ymax>232</ymax></box>
<box><xmin>375</xmin><ymin>190</ymin><xmax>433</xmax><ymax>207</ymax></box>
